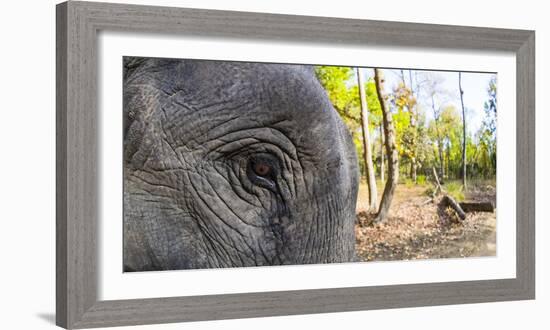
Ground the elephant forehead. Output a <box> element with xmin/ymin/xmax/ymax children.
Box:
<box><xmin>125</xmin><ymin>58</ymin><xmax>347</xmax><ymax>170</ymax></box>
<box><xmin>155</xmin><ymin>60</ymin><xmax>340</xmax><ymax>147</ymax></box>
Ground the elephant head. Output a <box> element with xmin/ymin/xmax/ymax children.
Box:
<box><xmin>123</xmin><ymin>57</ymin><xmax>359</xmax><ymax>271</ymax></box>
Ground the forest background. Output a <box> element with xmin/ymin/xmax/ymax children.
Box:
<box><xmin>314</xmin><ymin>66</ymin><xmax>498</xmax><ymax>261</ymax></box>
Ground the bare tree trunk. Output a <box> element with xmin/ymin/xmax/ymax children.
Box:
<box><xmin>431</xmin><ymin>166</ymin><xmax>442</xmax><ymax>198</ymax></box>
<box><xmin>380</xmin><ymin>124</ymin><xmax>385</xmax><ymax>183</ymax></box>
<box><xmin>356</xmin><ymin>68</ymin><xmax>378</xmax><ymax>211</ymax></box>
<box><xmin>446</xmin><ymin>142</ymin><xmax>450</xmax><ymax>178</ymax></box>
<box><xmin>439</xmin><ymin>140</ymin><xmax>447</xmax><ymax>179</ymax></box>
<box><xmin>409</xmin><ymin>70</ymin><xmax>415</xmax><ymax>98</ymax></box>
<box><xmin>400</xmin><ymin>69</ymin><xmax>406</xmax><ymax>85</ymax></box>
<box><xmin>458</xmin><ymin>72</ymin><xmax>467</xmax><ymax>188</ymax></box>
<box><xmin>407</xmin><ymin>70</ymin><xmax>418</xmax><ymax>183</ymax></box>
<box><xmin>431</xmin><ymin>94</ymin><xmax>444</xmax><ymax>179</ymax></box>
<box><xmin>410</xmin><ymin>158</ymin><xmax>417</xmax><ymax>183</ymax></box>
<box><xmin>374</xmin><ymin>69</ymin><xmax>399</xmax><ymax>223</ymax></box>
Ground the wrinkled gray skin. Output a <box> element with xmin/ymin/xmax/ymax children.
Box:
<box><xmin>123</xmin><ymin>57</ymin><xmax>359</xmax><ymax>271</ymax></box>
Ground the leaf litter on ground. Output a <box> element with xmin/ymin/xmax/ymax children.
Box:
<box><xmin>355</xmin><ymin>182</ymin><xmax>496</xmax><ymax>262</ymax></box>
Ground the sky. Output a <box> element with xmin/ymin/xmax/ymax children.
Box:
<box><xmin>355</xmin><ymin>68</ymin><xmax>496</xmax><ymax>136</ymax></box>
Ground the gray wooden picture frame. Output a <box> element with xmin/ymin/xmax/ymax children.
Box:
<box><xmin>56</xmin><ymin>1</ymin><xmax>535</xmax><ymax>328</ymax></box>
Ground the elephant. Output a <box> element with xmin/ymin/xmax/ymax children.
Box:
<box><xmin>123</xmin><ymin>57</ymin><xmax>359</xmax><ymax>271</ymax></box>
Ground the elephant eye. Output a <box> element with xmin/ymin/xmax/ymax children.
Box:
<box><xmin>246</xmin><ymin>154</ymin><xmax>279</xmax><ymax>191</ymax></box>
<box><xmin>253</xmin><ymin>162</ymin><xmax>272</xmax><ymax>177</ymax></box>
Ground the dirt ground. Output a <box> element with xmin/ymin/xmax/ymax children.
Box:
<box><xmin>355</xmin><ymin>181</ymin><xmax>496</xmax><ymax>262</ymax></box>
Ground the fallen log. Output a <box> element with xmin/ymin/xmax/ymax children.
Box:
<box><xmin>440</xmin><ymin>195</ymin><xmax>466</xmax><ymax>221</ymax></box>
<box><xmin>459</xmin><ymin>201</ymin><xmax>494</xmax><ymax>213</ymax></box>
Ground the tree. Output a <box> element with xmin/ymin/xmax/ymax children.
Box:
<box><xmin>428</xmin><ymin>105</ymin><xmax>462</xmax><ymax>178</ymax></box>
<box><xmin>480</xmin><ymin>75</ymin><xmax>497</xmax><ymax>176</ymax></box>
<box><xmin>458</xmin><ymin>72</ymin><xmax>467</xmax><ymax>188</ymax></box>
<box><xmin>364</xmin><ymin>79</ymin><xmax>384</xmax><ymax>181</ymax></box>
<box><xmin>379</xmin><ymin>125</ymin><xmax>385</xmax><ymax>182</ymax></box>
<box><xmin>373</xmin><ymin>69</ymin><xmax>399</xmax><ymax>223</ymax></box>
<box><xmin>430</xmin><ymin>94</ymin><xmax>445</xmax><ymax>178</ymax></box>
<box><xmin>420</xmin><ymin>72</ymin><xmax>451</xmax><ymax>179</ymax></box>
<box><xmin>356</xmin><ymin>68</ymin><xmax>378</xmax><ymax>210</ymax></box>
<box><xmin>394</xmin><ymin>70</ymin><xmax>419</xmax><ymax>182</ymax></box>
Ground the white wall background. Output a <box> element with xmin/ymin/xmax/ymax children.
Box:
<box><xmin>0</xmin><ymin>0</ymin><xmax>547</xmax><ymax>329</ymax></box>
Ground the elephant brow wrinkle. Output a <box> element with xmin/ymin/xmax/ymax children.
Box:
<box><xmin>207</xmin><ymin>116</ymin><xmax>243</xmax><ymax>133</ymax></box>
<box><xmin>207</xmin><ymin>127</ymin><xmax>298</xmax><ymax>159</ymax></box>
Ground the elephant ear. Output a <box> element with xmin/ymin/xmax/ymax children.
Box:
<box><xmin>123</xmin><ymin>57</ymin><xmax>144</xmax><ymax>138</ymax></box>
<box><xmin>123</xmin><ymin>56</ymin><xmax>147</xmax><ymax>82</ymax></box>
<box><xmin>123</xmin><ymin>57</ymin><xmax>157</xmax><ymax>169</ymax></box>
<box><xmin>122</xmin><ymin>57</ymin><xmax>195</xmax><ymax>169</ymax></box>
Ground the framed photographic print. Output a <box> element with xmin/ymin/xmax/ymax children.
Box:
<box><xmin>56</xmin><ymin>1</ymin><xmax>535</xmax><ymax>328</ymax></box>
